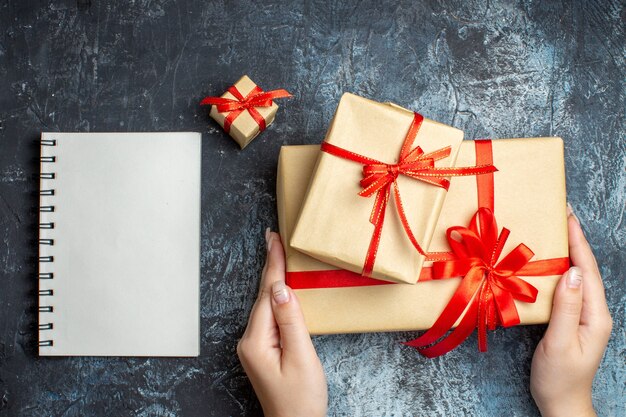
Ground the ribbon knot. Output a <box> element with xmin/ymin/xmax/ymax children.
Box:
<box><xmin>201</xmin><ymin>84</ymin><xmax>292</xmax><ymax>133</ymax></box>
<box><xmin>387</xmin><ymin>164</ymin><xmax>400</xmax><ymax>179</ymax></box>
<box><xmin>238</xmin><ymin>101</ymin><xmax>254</xmax><ymax>111</ymax></box>
<box><xmin>321</xmin><ymin>113</ymin><xmax>498</xmax><ymax>277</ymax></box>
<box><xmin>358</xmin><ymin>145</ymin><xmax>453</xmax><ymax>199</ymax></box>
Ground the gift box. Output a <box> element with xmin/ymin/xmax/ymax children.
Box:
<box><xmin>202</xmin><ymin>75</ymin><xmax>291</xmax><ymax>149</ymax></box>
<box><xmin>290</xmin><ymin>93</ymin><xmax>466</xmax><ymax>284</ymax></box>
<box><xmin>278</xmin><ymin>138</ymin><xmax>568</xmax><ymax>345</ymax></box>
<box><xmin>279</xmin><ymin>145</ymin><xmax>456</xmax><ymax>334</ymax></box>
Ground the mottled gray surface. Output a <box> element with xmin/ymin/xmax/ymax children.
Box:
<box><xmin>0</xmin><ymin>0</ymin><xmax>624</xmax><ymax>416</ymax></box>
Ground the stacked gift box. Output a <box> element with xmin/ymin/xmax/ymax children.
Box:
<box><xmin>278</xmin><ymin>93</ymin><xmax>569</xmax><ymax>357</ymax></box>
<box><xmin>203</xmin><ymin>81</ymin><xmax>569</xmax><ymax>357</ymax></box>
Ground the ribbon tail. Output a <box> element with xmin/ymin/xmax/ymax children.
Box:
<box><xmin>410</xmin><ymin>175</ymin><xmax>450</xmax><ymax>190</ymax></box>
<box><xmin>404</xmin><ymin>267</ymin><xmax>484</xmax><ymax>347</ymax></box>
<box><xmin>362</xmin><ymin>187</ymin><xmax>389</xmax><ymax>277</ymax></box>
<box><xmin>491</xmin><ymin>284</ymin><xmax>521</xmax><ymax>327</ymax></box>
<box><xmin>200</xmin><ymin>97</ymin><xmax>238</xmax><ymax>108</ymax></box>
<box><xmin>251</xmin><ymin>89</ymin><xmax>292</xmax><ymax>102</ymax></box>
<box><xmin>416</xmin><ymin>300</ymin><xmax>480</xmax><ymax>358</ymax></box>
<box><xmin>392</xmin><ymin>182</ymin><xmax>426</xmax><ymax>255</ymax></box>
<box><xmin>420</xmin><ymin>146</ymin><xmax>451</xmax><ymax>162</ymax></box>
<box><xmin>360</xmin><ymin>174</ymin><xmax>393</xmax><ymax>197</ymax></box>
<box><xmin>477</xmin><ymin>284</ymin><xmax>493</xmax><ymax>352</ymax></box>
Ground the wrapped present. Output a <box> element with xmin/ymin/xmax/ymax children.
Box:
<box><xmin>290</xmin><ymin>93</ymin><xmax>492</xmax><ymax>284</ymax></box>
<box><xmin>278</xmin><ymin>145</ymin><xmax>456</xmax><ymax>334</ymax></box>
<box><xmin>278</xmin><ymin>138</ymin><xmax>569</xmax><ymax>355</ymax></box>
<box><xmin>200</xmin><ymin>75</ymin><xmax>291</xmax><ymax>149</ymax></box>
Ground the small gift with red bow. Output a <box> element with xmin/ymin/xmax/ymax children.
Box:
<box><xmin>279</xmin><ymin>144</ymin><xmax>461</xmax><ymax>334</ymax></box>
<box><xmin>290</xmin><ymin>93</ymin><xmax>495</xmax><ymax>284</ymax></box>
<box><xmin>201</xmin><ymin>75</ymin><xmax>291</xmax><ymax>149</ymax></box>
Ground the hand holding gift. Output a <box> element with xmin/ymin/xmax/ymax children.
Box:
<box><xmin>279</xmin><ymin>129</ymin><xmax>572</xmax><ymax>347</ymax></box>
<box><xmin>530</xmin><ymin>207</ymin><xmax>612</xmax><ymax>417</ymax></box>
<box><xmin>237</xmin><ymin>230</ymin><xmax>327</xmax><ymax>417</ymax></box>
<box><xmin>238</xmin><ymin>218</ymin><xmax>611</xmax><ymax>417</ymax></box>
<box><xmin>233</xmin><ymin>90</ymin><xmax>611</xmax><ymax>417</ymax></box>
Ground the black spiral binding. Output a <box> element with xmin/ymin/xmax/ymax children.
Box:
<box><xmin>39</xmin><ymin>138</ymin><xmax>56</xmax><ymax>348</ymax></box>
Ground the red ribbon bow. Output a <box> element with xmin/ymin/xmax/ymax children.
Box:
<box><xmin>201</xmin><ymin>85</ymin><xmax>292</xmax><ymax>133</ymax></box>
<box><xmin>321</xmin><ymin>113</ymin><xmax>497</xmax><ymax>277</ymax></box>
<box><xmin>405</xmin><ymin>207</ymin><xmax>569</xmax><ymax>357</ymax></box>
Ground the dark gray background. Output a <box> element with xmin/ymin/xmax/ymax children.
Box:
<box><xmin>0</xmin><ymin>0</ymin><xmax>624</xmax><ymax>416</ymax></box>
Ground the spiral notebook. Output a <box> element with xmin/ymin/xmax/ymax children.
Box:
<box><xmin>38</xmin><ymin>132</ymin><xmax>201</xmax><ymax>357</ymax></box>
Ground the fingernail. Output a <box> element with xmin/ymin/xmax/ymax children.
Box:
<box><xmin>566</xmin><ymin>266</ymin><xmax>583</xmax><ymax>289</ymax></box>
<box><xmin>566</xmin><ymin>202</ymin><xmax>581</xmax><ymax>225</ymax></box>
<box><xmin>265</xmin><ymin>227</ymin><xmax>273</xmax><ymax>252</ymax></box>
<box><xmin>272</xmin><ymin>281</ymin><xmax>290</xmax><ymax>304</ymax></box>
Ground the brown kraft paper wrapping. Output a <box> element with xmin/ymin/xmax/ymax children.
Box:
<box><xmin>209</xmin><ymin>75</ymin><xmax>279</xmax><ymax>149</ymax></box>
<box><xmin>290</xmin><ymin>93</ymin><xmax>464</xmax><ymax>284</ymax></box>
<box><xmin>278</xmin><ymin>138</ymin><xmax>567</xmax><ymax>335</ymax></box>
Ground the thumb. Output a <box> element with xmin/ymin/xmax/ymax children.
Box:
<box><xmin>270</xmin><ymin>280</ymin><xmax>317</xmax><ymax>362</ymax></box>
<box><xmin>543</xmin><ymin>266</ymin><xmax>584</xmax><ymax>349</ymax></box>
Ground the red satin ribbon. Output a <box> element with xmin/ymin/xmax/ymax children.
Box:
<box><xmin>285</xmin><ymin>266</ymin><xmax>435</xmax><ymax>289</ymax></box>
<box><xmin>422</xmin><ymin>139</ymin><xmax>496</xmax><ymax>262</ymax></box>
<box><xmin>286</xmin><ymin>269</ymin><xmax>395</xmax><ymax>289</ymax></box>
<box><xmin>475</xmin><ymin>140</ymin><xmax>496</xmax><ymax>211</ymax></box>
<box><xmin>404</xmin><ymin>140</ymin><xmax>570</xmax><ymax>357</ymax></box>
<box><xmin>201</xmin><ymin>85</ymin><xmax>292</xmax><ymax>133</ymax></box>
<box><xmin>321</xmin><ymin>113</ymin><xmax>497</xmax><ymax>277</ymax></box>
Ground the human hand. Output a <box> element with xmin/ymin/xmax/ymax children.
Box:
<box><xmin>530</xmin><ymin>205</ymin><xmax>612</xmax><ymax>417</ymax></box>
<box><xmin>237</xmin><ymin>229</ymin><xmax>328</xmax><ymax>417</ymax></box>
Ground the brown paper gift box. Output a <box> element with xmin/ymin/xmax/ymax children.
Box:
<box><xmin>209</xmin><ymin>75</ymin><xmax>279</xmax><ymax>149</ymax></box>
<box><xmin>290</xmin><ymin>93</ymin><xmax>464</xmax><ymax>284</ymax></box>
<box><xmin>277</xmin><ymin>138</ymin><xmax>568</xmax><ymax>335</ymax></box>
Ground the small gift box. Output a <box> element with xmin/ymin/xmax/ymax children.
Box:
<box><xmin>201</xmin><ymin>75</ymin><xmax>291</xmax><ymax>149</ymax></box>
<box><xmin>290</xmin><ymin>93</ymin><xmax>469</xmax><ymax>284</ymax></box>
<box><xmin>279</xmin><ymin>145</ymin><xmax>454</xmax><ymax>334</ymax></box>
<box><xmin>278</xmin><ymin>137</ymin><xmax>569</xmax><ymax>355</ymax></box>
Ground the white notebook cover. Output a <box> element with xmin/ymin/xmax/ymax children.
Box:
<box><xmin>38</xmin><ymin>132</ymin><xmax>201</xmax><ymax>357</ymax></box>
